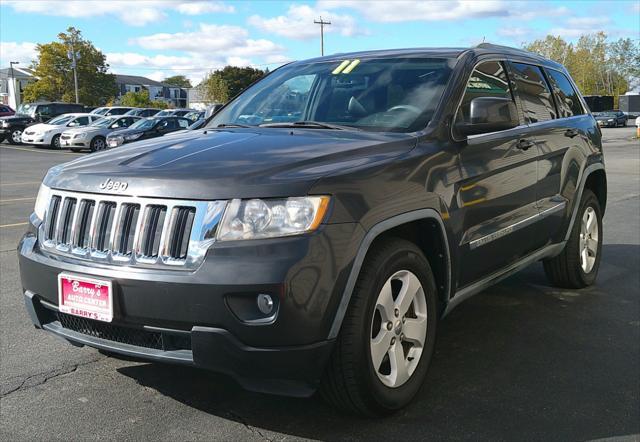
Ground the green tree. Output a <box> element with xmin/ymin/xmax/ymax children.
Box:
<box><xmin>201</xmin><ymin>72</ymin><xmax>229</xmax><ymax>104</ymax></box>
<box><xmin>524</xmin><ymin>32</ymin><xmax>638</xmax><ymax>106</ymax></box>
<box><xmin>119</xmin><ymin>90</ymin><xmax>169</xmax><ymax>108</ymax></box>
<box><xmin>23</xmin><ymin>27</ymin><xmax>117</xmax><ymax>106</ymax></box>
<box><xmin>163</xmin><ymin>75</ymin><xmax>192</xmax><ymax>88</ymax></box>
<box><xmin>215</xmin><ymin>66</ymin><xmax>265</xmax><ymax>97</ymax></box>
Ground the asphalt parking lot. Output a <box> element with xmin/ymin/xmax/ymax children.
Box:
<box><xmin>0</xmin><ymin>128</ymin><xmax>638</xmax><ymax>441</ymax></box>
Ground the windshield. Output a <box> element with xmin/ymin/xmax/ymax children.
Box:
<box><xmin>600</xmin><ymin>112</ymin><xmax>616</xmax><ymax>117</ymax></box>
<box><xmin>16</xmin><ymin>103</ymin><xmax>37</xmax><ymax>116</ymax></box>
<box><xmin>207</xmin><ymin>57</ymin><xmax>454</xmax><ymax>132</ymax></box>
<box><xmin>155</xmin><ymin>110</ymin><xmax>173</xmax><ymax>117</ymax></box>
<box><xmin>129</xmin><ymin>118</ymin><xmax>159</xmax><ymax>130</ymax></box>
<box><xmin>91</xmin><ymin>116</ymin><xmax>115</xmax><ymax>127</ymax></box>
<box><xmin>92</xmin><ymin>107</ymin><xmax>108</xmax><ymax>115</ymax></box>
<box><xmin>47</xmin><ymin>115</ymin><xmax>75</xmax><ymax>125</ymax></box>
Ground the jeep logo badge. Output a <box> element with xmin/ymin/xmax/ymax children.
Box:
<box><xmin>99</xmin><ymin>178</ymin><xmax>128</xmax><ymax>192</ymax></box>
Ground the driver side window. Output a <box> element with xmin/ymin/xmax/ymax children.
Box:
<box><xmin>455</xmin><ymin>61</ymin><xmax>514</xmax><ymax>126</ymax></box>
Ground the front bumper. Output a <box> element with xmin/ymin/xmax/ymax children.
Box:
<box><xmin>21</xmin><ymin>135</ymin><xmax>49</xmax><ymax>145</ymax></box>
<box><xmin>18</xmin><ymin>221</ymin><xmax>364</xmax><ymax>396</ymax></box>
<box><xmin>60</xmin><ymin>137</ymin><xmax>88</xmax><ymax>147</ymax></box>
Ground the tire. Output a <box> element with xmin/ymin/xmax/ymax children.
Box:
<box><xmin>90</xmin><ymin>136</ymin><xmax>106</xmax><ymax>152</ymax></box>
<box><xmin>10</xmin><ymin>128</ymin><xmax>23</xmax><ymax>144</ymax></box>
<box><xmin>0</xmin><ymin>135</ymin><xmax>5</xmax><ymax>143</ymax></box>
<box><xmin>320</xmin><ymin>237</ymin><xmax>438</xmax><ymax>416</ymax></box>
<box><xmin>50</xmin><ymin>134</ymin><xmax>61</xmax><ymax>149</ymax></box>
<box><xmin>543</xmin><ymin>189</ymin><xmax>603</xmax><ymax>288</ymax></box>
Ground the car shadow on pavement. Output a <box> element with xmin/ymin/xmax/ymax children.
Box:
<box><xmin>117</xmin><ymin>244</ymin><xmax>639</xmax><ymax>440</ymax></box>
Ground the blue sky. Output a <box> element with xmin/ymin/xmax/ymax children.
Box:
<box><xmin>1</xmin><ymin>0</ymin><xmax>638</xmax><ymax>84</ymax></box>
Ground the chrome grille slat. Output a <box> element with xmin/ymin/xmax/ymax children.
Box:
<box><xmin>37</xmin><ymin>190</ymin><xmax>226</xmax><ymax>270</ymax></box>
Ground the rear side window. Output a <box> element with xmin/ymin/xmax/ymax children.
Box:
<box><xmin>545</xmin><ymin>69</ymin><xmax>584</xmax><ymax>118</ymax></box>
<box><xmin>177</xmin><ymin>118</ymin><xmax>190</xmax><ymax>128</ymax></box>
<box><xmin>456</xmin><ymin>61</ymin><xmax>514</xmax><ymax>125</ymax></box>
<box><xmin>510</xmin><ymin>63</ymin><xmax>556</xmax><ymax>123</ymax></box>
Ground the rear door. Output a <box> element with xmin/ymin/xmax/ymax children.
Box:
<box><xmin>532</xmin><ymin>67</ymin><xmax>594</xmax><ymax>243</ymax></box>
<box><xmin>454</xmin><ymin>60</ymin><xmax>541</xmax><ymax>287</ymax></box>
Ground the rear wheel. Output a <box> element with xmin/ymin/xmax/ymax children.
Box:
<box><xmin>10</xmin><ymin>128</ymin><xmax>23</xmax><ymax>144</ymax></box>
<box><xmin>320</xmin><ymin>238</ymin><xmax>438</xmax><ymax>416</ymax></box>
<box><xmin>543</xmin><ymin>189</ymin><xmax>603</xmax><ymax>288</ymax></box>
<box><xmin>90</xmin><ymin>136</ymin><xmax>106</xmax><ymax>152</ymax></box>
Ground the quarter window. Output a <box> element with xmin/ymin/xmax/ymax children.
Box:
<box><xmin>545</xmin><ymin>69</ymin><xmax>584</xmax><ymax>118</ymax></box>
<box><xmin>455</xmin><ymin>61</ymin><xmax>514</xmax><ymax>126</ymax></box>
<box><xmin>510</xmin><ymin>63</ymin><xmax>556</xmax><ymax>123</ymax></box>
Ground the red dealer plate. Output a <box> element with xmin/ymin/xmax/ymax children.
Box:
<box><xmin>58</xmin><ymin>273</ymin><xmax>113</xmax><ymax>322</ymax></box>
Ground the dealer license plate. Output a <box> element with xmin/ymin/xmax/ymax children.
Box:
<box><xmin>58</xmin><ymin>273</ymin><xmax>113</xmax><ymax>322</ymax></box>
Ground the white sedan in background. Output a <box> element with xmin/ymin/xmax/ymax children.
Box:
<box><xmin>20</xmin><ymin>113</ymin><xmax>101</xmax><ymax>149</ymax></box>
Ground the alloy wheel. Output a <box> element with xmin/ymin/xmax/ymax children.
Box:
<box><xmin>579</xmin><ymin>206</ymin><xmax>598</xmax><ymax>273</ymax></box>
<box><xmin>370</xmin><ymin>270</ymin><xmax>427</xmax><ymax>388</ymax></box>
<box><xmin>94</xmin><ymin>138</ymin><xmax>105</xmax><ymax>151</ymax></box>
<box><xmin>11</xmin><ymin>129</ymin><xmax>22</xmax><ymax>143</ymax></box>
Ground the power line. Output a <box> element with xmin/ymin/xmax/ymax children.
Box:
<box><xmin>314</xmin><ymin>17</ymin><xmax>331</xmax><ymax>56</ymax></box>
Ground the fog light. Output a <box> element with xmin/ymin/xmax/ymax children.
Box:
<box><xmin>257</xmin><ymin>294</ymin><xmax>274</xmax><ymax>315</ymax></box>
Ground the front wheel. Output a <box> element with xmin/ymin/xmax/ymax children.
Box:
<box><xmin>50</xmin><ymin>134</ymin><xmax>61</xmax><ymax>149</ymax></box>
<box><xmin>543</xmin><ymin>189</ymin><xmax>603</xmax><ymax>288</ymax></box>
<box><xmin>320</xmin><ymin>238</ymin><xmax>437</xmax><ymax>416</ymax></box>
<box><xmin>90</xmin><ymin>136</ymin><xmax>106</xmax><ymax>152</ymax></box>
<box><xmin>10</xmin><ymin>128</ymin><xmax>23</xmax><ymax>144</ymax></box>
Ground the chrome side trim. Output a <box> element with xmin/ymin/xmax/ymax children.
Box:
<box><xmin>327</xmin><ymin>209</ymin><xmax>450</xmax><ymax>339</ymax></box>
<box><xmin>469</xmin><ymin>202</ymin><xmax>566</xmax><ymax>250</ymax></box>
<box><xmin>443</xmin><ymin>241</ymin><xmax>566</xmax><ymax>316</ymax></box>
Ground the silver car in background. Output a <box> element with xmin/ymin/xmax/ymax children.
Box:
<box><xmin>60</xmin><ymin>115</ymin><xmax>141</xmax><ymax>152</ymax></box>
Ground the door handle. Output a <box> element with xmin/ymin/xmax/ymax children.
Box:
<box><xmin>516</xmin><ymin>139</ymin><xmax>534</xmax><ymax>150</ymax></box>
<box><xmin>564</xmin><ymin>129</ymin><xmax>579</xmax><ymax>138</ymax></box>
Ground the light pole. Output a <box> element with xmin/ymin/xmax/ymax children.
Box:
<box><xmin>9</xmin><ymin>61</ymin><xmax>19</xmax><ymax>108</ymax></box>
<box><xmin>67</xmin><ymin>37</ymin><xmax>80</xmax><ymax>103</ymax></box>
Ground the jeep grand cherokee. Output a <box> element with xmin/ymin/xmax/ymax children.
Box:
<box><xmin>18</xmin><ymin>44</ymin><xmax>606</xmax><ymax>416</ymax></box>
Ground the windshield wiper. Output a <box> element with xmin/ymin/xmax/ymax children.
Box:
<box><xmin>259</xmin><ymin>121</ymin><xmax>358</xmax><ymax>131</ymax></box>
<box><xmin>216</xmin><ymin>123</ymin><xmax>251</xmax><ymax>128</ymax></box>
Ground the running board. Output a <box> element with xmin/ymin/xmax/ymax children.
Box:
<box><xmin>443</xmin><ymin>241</ymin><xmax>566</xmax><ymax>316</ymax></box>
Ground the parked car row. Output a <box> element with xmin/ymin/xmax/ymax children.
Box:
<box><xmin>0</xmin><ymin>101</ymin><xmax>205</xmax><ymax>150</ymax></box>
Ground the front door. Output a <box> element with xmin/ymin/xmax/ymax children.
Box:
<box><xmin>452</xmin><ymin>60</ymin><xmax>541</xmax><ymax>287</ymax></box>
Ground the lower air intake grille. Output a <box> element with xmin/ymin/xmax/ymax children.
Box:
<box><xmin>57</xmin><ymin>312</ymin><xmax>191</xmax><ymax>351</ymax></box>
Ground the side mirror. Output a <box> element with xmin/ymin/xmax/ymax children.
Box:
<box><xmin>455</xmin><ymin>97</ymin><xmax>519</xmax><ymax>137</ymax></box>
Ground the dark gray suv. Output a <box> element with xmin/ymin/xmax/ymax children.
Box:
<box><xmin>18</xmin><ymin>44</ymin><xmax>606</xmax><ymax>416</ymax></box>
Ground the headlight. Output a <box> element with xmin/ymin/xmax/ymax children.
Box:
<box><xmin>33</xmin><ymin>183</ymin><xmax>51</xmax><ymax>221</ymax></box>
<box><xmin>124</xmin><ymin>133</ymin><xmax>143</xmax><ymax>141</ymax></box>
<box><xmin>217</xmin><ymin>196</ymin><xmax>330</xmax><ymax>241</ymax></box>
<box><xmin>74</xmin><ymin>132</ymin><xmax>87</xmax><ymax>139</ymax></box>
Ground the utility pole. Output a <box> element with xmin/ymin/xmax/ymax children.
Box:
<box><xmin>67</xmin><ymin>34</ymin><xmax>80</xmax><ymax>103</ymax></box>
<box><xmin>314</xmin><ymin>17</ymin><xmax>331</xmax><ymax>56</ymax></box>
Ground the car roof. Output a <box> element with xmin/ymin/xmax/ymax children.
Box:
<box><xmin>292</xmin><ymin>43</ymin><xmax>565</xmax><ymax>71</ymax></box>
<box><xmin>53</xmin><ymin>113</ymin><xmax>95</xmax><ymax>117</ymax></box>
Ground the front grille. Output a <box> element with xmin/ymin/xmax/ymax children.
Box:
<box><xmin>39</xmin><ymin>190</ymin><xmax>226</xmax><ymax>269</ymax></box>
<box><xmin>61</xmin><ymin>134</ymin><xmax>71</xmax><ymax>140</ymax></box>
<box><xmin>24</xmin><ymin>130</ymin><xmax>35</xmax><ymax>135</ymax></box>
<box><xmin>57</xmin><ymin>312</ymin><xmax>191</xmax><ymax>351</ymax></box>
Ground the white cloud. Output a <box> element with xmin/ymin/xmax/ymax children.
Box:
<box><xmin>4</xmin><ymin>1</ymin><xmax>234</xmax><ymax>26</ymax></box>
<box><xmin>132</xmin><ymin>23</ymin><xmax>283</xmax><ymax>57</ymax></box>
<box><xmin>549</xmin><ymin>16</ymin><xmax>612</xmax><ymax>38</ymax></box>
<box><xmin>176</xmin><ymin>1</ymin><xmax>234</xmax><ymax>15</ymax></box>
<box><xmin>248</xmin><ymin>4</ymin><xmax>362</xmax><ymax>40</ymax></box>
<box><xmin>318</xmin><ymin>0</ymin><xmax>510</xmax><ymax>22</ymax></box>
<box><xmin>108</xmin><ymin>24</ymin><xmax>287</xmax><ymax>84</ymax></box>
<box><xmin>0</xmin><ymin>42</ymin><xmax>38</xmax><ymax>67</ymax></box>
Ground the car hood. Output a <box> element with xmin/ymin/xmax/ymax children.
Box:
<box><xmin>1</xmin><ymin>114</ymin><xmax>35</xmax><ymax>122</ymax></box>
<box><xmin>44</xmin><ymin>128</ymin><xmax>416</xmax><ymax>200</ymax></box>
<box><xmin>25</xmin><ymin>123</ymin><xmax>58</xmax><ymax>132</ymax></box>
<box><xmin>108</xmin><ymin>128</ymin><xmax>146</xmax><ymax>138</ymax></box>
<box><xmin>63</xmin><ymin>126</ymin><xmax>104</xmax><ymax>135</ymax></box>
